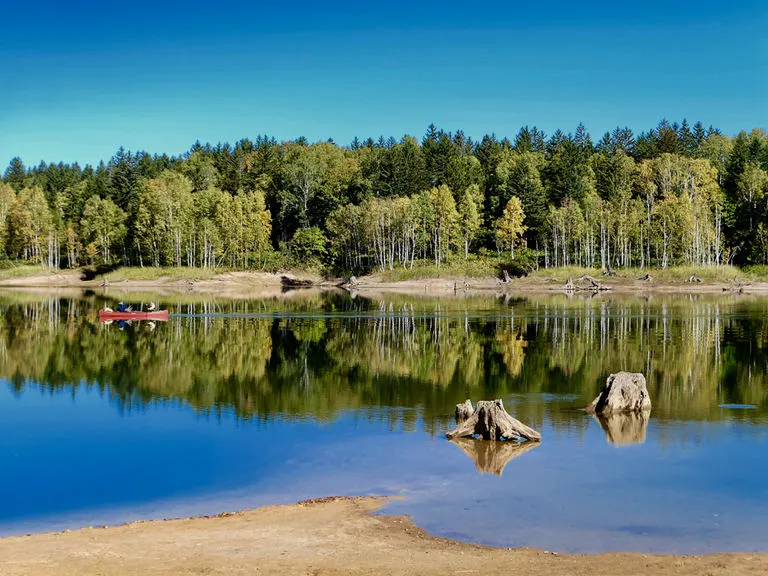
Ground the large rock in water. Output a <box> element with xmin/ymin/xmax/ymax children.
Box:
<box><xmin>447</xmin><ymin>399</ymin><xmax>541</xmax><ymax>442</ymax></box>
<box><xmin>588</xmin><ymin>372</ymin><xmax>651</xmax><ymax>413</ymax></box>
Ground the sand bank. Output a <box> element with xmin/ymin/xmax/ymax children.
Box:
<box><xmin>1</xmin><ymin>497</ymin><xmax>765</xmax><ymax>576</ymax></box>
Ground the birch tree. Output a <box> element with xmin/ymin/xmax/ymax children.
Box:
<box><xmin>496</xmin><ymin>197</ymin><xmax>527</xmax><ymax>259</ymax></box>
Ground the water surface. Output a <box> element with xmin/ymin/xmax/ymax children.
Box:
<box><xmin>0</xmin><ymin>289</ymin><xmax>766</xmax><ymax>553</ymax></box>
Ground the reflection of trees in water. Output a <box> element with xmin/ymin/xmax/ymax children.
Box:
<box><xmin>1</xmin><ymin>293</ymin><xmax>768</xmax><ymax>432</ymax></box>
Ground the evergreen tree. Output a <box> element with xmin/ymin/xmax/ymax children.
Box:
<box><xmin>3</xmin><ymin>157</ymin><xmax>26</xmax><ymax>191</ymax></box>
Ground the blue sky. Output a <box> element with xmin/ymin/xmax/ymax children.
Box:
<box><xmin>1</xmin><ymin>0</ymin><xmax>766</xmax><ymax>168</ymax></box>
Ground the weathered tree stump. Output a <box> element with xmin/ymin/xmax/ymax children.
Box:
<box><xmin>449</xmin><ymin>437</ymin><xmax>539</xmax><ymax>475</ymax></box>
<box><xmin>455</xmin><ymin>399</ymin><xmax>474</xmax><ymax>423</ymax></box>
<box><xmin>639</xmin><ymin>273</ymin><xmax>653</xmax><ymax>281</ymax></box>
<box><xmin>564</xmin><ymin>278</ymin><xmax>575</xmax><ymax>291</ymax></box>
<box><xmin>686</xmin><ymin>274</ymin><xmax>702</xmax><ymax>283</ymax></box>
<box><xmin>447</xmin><ymin>399</ymin><xmax>541</xmax><ymax>442</ymax></box>
<box><xmin>587</xmin><ymin>372</ymin><xmax>651</xmax><ymax>414</ymax></box>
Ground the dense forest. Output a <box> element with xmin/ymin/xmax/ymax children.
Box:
<box><xmin>2</xmin><ymin>120</ymin><xmax>768</xmax><ymax>274</ymax></box>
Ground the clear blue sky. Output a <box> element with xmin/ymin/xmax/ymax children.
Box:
<box><xmin>1</xmin><ymin>0</ymin><xmax>766</xmax><ymax>168</ymax></box>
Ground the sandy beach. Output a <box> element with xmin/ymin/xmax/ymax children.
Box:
<box><xmin>0</xmin><ymin>497</ymin><xmax>765</xmax><ymax>576</ymax></box>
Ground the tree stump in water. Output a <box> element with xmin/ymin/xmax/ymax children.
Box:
<box><xmin>587</xmin><ymin>372</ymin><xmax>651</xmax><ymax>414</ymax></box>
<box><xmin>455</xmin><ymin>399</ymin><xmax>474</xmax><ymax>423</ymax></box>
<box><xmin>447</xmin><ymin>399</ymin><xmax>541</xmax><ymax>442</ymax></box>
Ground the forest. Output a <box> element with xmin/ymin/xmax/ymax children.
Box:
<box><xmin>2</xmin><ymin>120</ymin><xmax>768</xmax><ymax>274</ymax></box>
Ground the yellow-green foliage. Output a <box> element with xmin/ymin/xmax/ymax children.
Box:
<box><xmin>374</xmin><ymin>256</ymin><xmax>499</xmax><ymax>282</ymax></box>
<box><xmin>101</xmin><ymin>266</ymin><xmax>218</xmax><ymax>281</ymax></box>
<box><xmin>0</xmin><ymin>264</ymin><xmax>49</xmax><ymax>279</ymax></box>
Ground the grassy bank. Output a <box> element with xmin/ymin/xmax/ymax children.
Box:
<box><xmin>0</xmin><ymin>264</ymin><xmax>51</xmax><ymax>280</ymax></box>
<box><xmin>524</xmin><ymin>265</ymin><xmax>751</xmax><ymax>283</ymax></box>
<box><xmin>372</xmin><ymin>257</ymin><xmax>500</xmax><ymax>282</ymax></box>
<box><xmin>100</xmin><ymin>266</ymin><xmax>219</xmax><ymax>282</ymax></box>
<box><xmin>2</xmin><ymin>260</ymin><xmax>767</xmax><ymax>289</ymax></box>
<box><xmin>371</xmin><ymin>259</ymin><xmax>760</xmax><ymax>284</ymax></box>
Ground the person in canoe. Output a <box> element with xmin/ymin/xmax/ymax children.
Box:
<box><xmin>116</xmin><ymin>301</ymin><xmax>133</xmax><ymax>313</ymax></box>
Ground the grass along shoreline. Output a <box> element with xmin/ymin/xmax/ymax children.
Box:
<box><xmin>0</xmin><ymin>262</ymin><xmax>766</xmax><ymax>293</ymax></box>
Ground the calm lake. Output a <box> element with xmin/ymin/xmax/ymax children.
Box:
<box><xmin>0</xmin><ymin>289</ymin><xmax>767</xmax><ymax>553</ymax></box>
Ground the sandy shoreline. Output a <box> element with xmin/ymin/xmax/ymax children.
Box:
<box><xmin>0</xmin><ymin>497</ymin><xmax>765</xmax><ymax>576</ymax></box>
<box><xmin>1</xmin><ymin>268</ymin><xmax>766</xmax><ymax>297</ymax></box>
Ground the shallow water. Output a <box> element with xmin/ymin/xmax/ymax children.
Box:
<box><xmin>0</xmin><ymin>289</ymin><xmax>767</xmax><ymax>553</ymax></box>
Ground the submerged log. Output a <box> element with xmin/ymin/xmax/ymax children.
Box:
<box><xmin>594</xmin><ymin>410</ymin><xmax>649</xmax><ymax>445</ymax></box>
<box><xmin>449</xmin><ymin>437</ymin><xmax>539</xmax><ymax>475</ymax></box>
<box><xmin>587</xmin><ymin>372</ymin><xmax>651</xmax><ymax>414</ymax></box>
<box><xmin>447</xmin><ymin>399</ymin><xmax>541</xmax><ymax>442</ymax></box>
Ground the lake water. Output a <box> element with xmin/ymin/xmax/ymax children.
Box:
<box><xmin>0</xmin><ymin>289</ymin><xmax>767</xmax><ymax>553</ymax></box>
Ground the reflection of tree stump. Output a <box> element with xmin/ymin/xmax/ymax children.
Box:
<box><xmin>594</xmin><ymin>411</ymin><xmax>649</xmax><ymax>445</ymax></box>
<box><xmin>587</xmin><ymin>372</ymin><xmax>651</xmax><ymax>413</ymax></box>
<box><xmin>446</xmin><ymin>399</ymin><xmax>541</xmax><ymax>442</ymax></box>
<box><xmin>449</xmin><ymin>438</ymin><xmax>539</xmax><ymax>475</ymax></box>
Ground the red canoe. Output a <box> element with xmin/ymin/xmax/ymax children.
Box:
<box><xmin>98</xmin><ymin>310</ymin><xmax>169</xmax><ymax>322</ymax></box>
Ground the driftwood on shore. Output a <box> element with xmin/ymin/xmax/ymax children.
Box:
<box><xmin>564</xmin><ymin>275</ymin><xmax>611</xmax><ymax>293</ymax></box>
<box><xmin>449</xmin><ymin>437</ymin><xmax>539</xmax><ymax>475</ymax></box>
<box><xmin>281</xmin><ymin>276</ymin><xmax>314</xmax><ymax>288</ymax></box>
<box><xmin>338</xmin><ymin>276</ymin><xmax>359</xmax><ymax>289</ymax></box>
<box><xmin>587</xmin><ymin>372</ymin><xmax>651</xmax><ymax>414</ymax></box>
<box><xmin>447</xmin><ymin>399</ymin><xmax>541</xmax><ymax>442</ymax></box>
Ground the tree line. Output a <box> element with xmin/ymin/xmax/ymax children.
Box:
<box><xmin>2</xmin><ymin>119</ymin><xmax>768</xmax><ymax>273</ymax></box>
